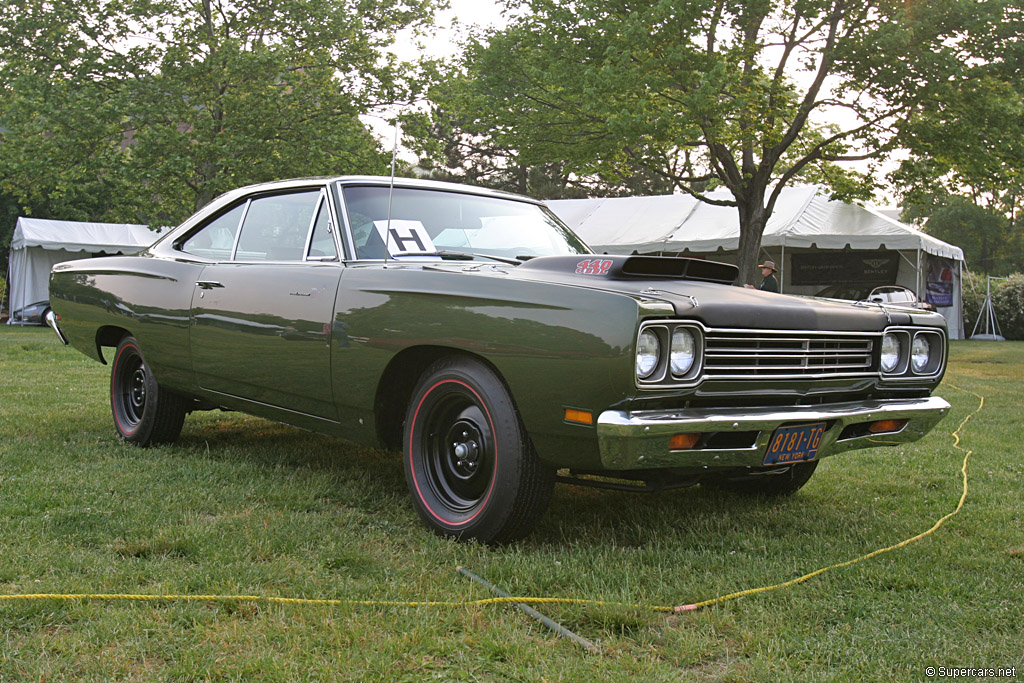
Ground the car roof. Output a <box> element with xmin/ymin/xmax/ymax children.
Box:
<box><xmin>222</xmin><ymin>176</ymin><xmax>543</xmax><ymax>206</ymax></box>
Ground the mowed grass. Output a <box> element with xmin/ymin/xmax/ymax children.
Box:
<box><xmin>1</xmin><ymin>326</ymin><xmax>1021</xmax><ymax>681</ymax></box>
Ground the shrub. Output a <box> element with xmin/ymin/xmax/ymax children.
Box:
<box><xmin>992</xmin><ymin>273</ymin><xmax>1024</xmax><ymax>340</ymax></box>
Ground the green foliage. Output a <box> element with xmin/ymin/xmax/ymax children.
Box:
<box><xmin>893</xmin><ymin>36</ymin><xmax>1024</xmax><ymax>268</ymax></box>
<box><xmin>992</xmin><ymin>274</ymin><xmax>1024</xmax><ymax>340</ymax></box>
<box><xmin>417</xmin><ymin>0</ymin><xmax>999</xmax><ymax>283</ymax></box>
<box><xmin>0</xmin><ymin>0</ymin><xmax>442</xmax><ymax>225</ymax></box>
<box><xmin>963</xmin><ymin>271</ymin><xmax>1024</xmax><ymax>340</ymax></box>
<box><xmin>908</xmin><ymin>197</ymin><xmax>1023</xmax><ymax>275</ymax></box>
<box><xmin>0</xmin><ymin>193</ymin><xmax>23</xmax><ymax>277</ymax></box>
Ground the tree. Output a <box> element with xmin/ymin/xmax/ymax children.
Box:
<box><xmin>893</xmin><ymin>41</ymin><xmax>1024</xmax><ymax>275</ymax></box>
<box><xmin>0</xmin><ymin>0</ymin><xmax>441</xmax><ymax>225</ymax></box>
<box><xmin>403</xmin><ymin>71</ymin><xmax>677</xmax><ymax>199</ymax></box>
<box><xmin>419</xmin><ymin>0</ymin><xmax>1003</xmax><ymax>283</ymax></box>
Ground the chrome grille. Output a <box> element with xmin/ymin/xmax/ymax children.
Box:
<box><xmin>703</xmin><ymin>330</ymin><xmax>876</xmax><ymax>378</ymax></box>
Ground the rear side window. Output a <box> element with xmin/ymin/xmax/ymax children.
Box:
<box><xmin>235</xmin><ymin>191</ymin><xmax>321</xmax><ymax>262</ymax></box>
<box><xmin>180</xmin><ymin>204</ymin><xmax>245</xmax><ymax>260</ymax></box>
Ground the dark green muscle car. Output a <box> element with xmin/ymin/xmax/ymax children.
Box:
<box><xmin>47</xmin><ymin>177</ymin><xmax>951</xmax><ymax>543</ymax></box>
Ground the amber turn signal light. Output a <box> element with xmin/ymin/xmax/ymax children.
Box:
<box><xmin>564</xmin><ymin>408</ymin><xmax>594</xmax><ymax>425</ymax></box>
<box><xmin>669</xmin><ymin>433</ymin><xmax>700</xmax><ymax>450</ymax></box>
<box><xmin>868</xmin><ymin>419</ymin><xmax>908</xmax><ymax>434</ymax></box>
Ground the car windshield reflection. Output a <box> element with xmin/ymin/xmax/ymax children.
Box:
<box><xmin>341</xmin><ymin>185</ymin><xmax>590</xmax><ymax>261</ymax></box>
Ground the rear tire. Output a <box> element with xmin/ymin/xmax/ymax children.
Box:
<box><xmin>111</xmin><ymin>336</ymin><xmax>187</xmax><ymax>446</ymax></box>
<box><xmin>706</xmin><ymin>461</ymin><xmax>819</xmax><ymax>496</ymax></box>
<box><xmin>403</xmin><ymin>356</ymin><xmax>554</xmax><ymax>544</ymax></box>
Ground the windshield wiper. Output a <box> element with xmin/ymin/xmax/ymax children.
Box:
<box><xmin>432</xmin><ymin>250</ymin><xmax>522</xmax><ymax>265</ymax></box>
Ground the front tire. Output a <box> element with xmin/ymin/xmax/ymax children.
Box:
<box><xmin>403</xmin><ymin>356</ymin><xmax>554</xmax><ymax>544</ymax></box>
<box><xmin>111</xmin><ymin>336</ymin><xmax>187</xmax><ymax>446</ymax></box>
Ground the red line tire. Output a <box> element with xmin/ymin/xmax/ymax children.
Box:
<box><xmin>404</xmin><ymin>356</ymin><xmax>554</xmax><ymax>544</ymax></box>
<box><xmin>110</xmin><ymin>336</ymin><xmax>187</xmax><ymax>446</ymax></box>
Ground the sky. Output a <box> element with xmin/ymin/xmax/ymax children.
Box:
<box><xmin>361</xmin><ymin>0</ymin><xmax>507</xmax><ymax>155</ymax></box>
<box><xmin>384</xmin><ymin>0</ymin><xmax>510</xmax><ymax>65</ymax></box>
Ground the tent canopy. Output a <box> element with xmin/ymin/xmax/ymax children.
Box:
<box><xmin>7</xmin><ymin>217</ymin><xmax>169</xmax><ymax>319</ymax></box>
<box><xmin>548</xmin><ymin>185</ymin><xmax>964</xmax><ymax>260</ymax></box>
<box><xmin>12</xmin><ymin>217</ymin><xmax>162</xmax><ymax>253</ymax></box>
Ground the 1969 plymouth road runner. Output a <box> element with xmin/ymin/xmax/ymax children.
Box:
<box><xmin>48</xmin><ymin>177</ymin><xmax>951</xmax><ymax>543</ymax></box>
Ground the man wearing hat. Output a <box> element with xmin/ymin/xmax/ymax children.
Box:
<box><xmin>745</xmin><ymin>260</ymin><xmax>779</xmax><ymax>293</ymax></box>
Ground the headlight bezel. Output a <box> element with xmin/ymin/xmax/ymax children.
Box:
<box><xmin>879</xmin><ymin>327</ymin><xmax>946</xmax><ymax>380</ymax></box>
<box><xmin>635</xmin><ymin>321</ymin><xmax>704</xmax><ymax>387</ymax></box>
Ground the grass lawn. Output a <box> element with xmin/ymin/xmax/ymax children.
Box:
<box><xmin>1</xmin><ymin>326</ymin><xmax>1021</xmax><ymax>681</ymax></box>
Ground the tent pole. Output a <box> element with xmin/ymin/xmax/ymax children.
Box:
<box><xmin>780</xmin><ymin>240</ymin><xmax>786</xmax><ymax>293</ymax></box>
<box><xmin>19</xmin><ymin>244</ymin><xmax>29</xmax><ymax>326</ymax></box>
<box><xmin>916</xmin><ymin>249</ymin><xmax>922</xmax><ymax>300</ymax></box>
<box><xmin>957</xmin><ymin>259</ymin><xmax>964</xmax><ymax>338</ymax></box>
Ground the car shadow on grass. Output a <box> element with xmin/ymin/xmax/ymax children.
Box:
<box><xmin>162</xmin><ymin>413</ymin><xmax>867</xmax><ymax>552</ymax></box>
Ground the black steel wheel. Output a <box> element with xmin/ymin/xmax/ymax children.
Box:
<box><xmin>705</xmin><ymin>460</ymin><xmax>819</xmax><ymax>497</ymax></box>
<box><xmin>404</xmin><ymin>356</ymin><xmax>554</xmax><ymax>544</ymax></box>
<box><xmin>111</xmin><ymin>335</ymin><xmax>187</xmax><ymax>446</ymax></box>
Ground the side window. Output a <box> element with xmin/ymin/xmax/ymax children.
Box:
<box><xmin>235</xmin><ymin>191</ymin><xmax>320</xmax><ymax>262</ymax></box>
<box><xmin>306</xmin><ymin>196</ymin><xmax>338</xmax><ymax>260</ymax></box>
<box><xmin>180</xmin><ymin>204</ymin><xmax>245</xmax><ymax>260</ymax></box>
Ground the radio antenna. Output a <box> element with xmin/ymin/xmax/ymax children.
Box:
<box><xmin>383</xmin><ymin>117</ymin><xmax>400</xmax><ymax>267</ymax></box>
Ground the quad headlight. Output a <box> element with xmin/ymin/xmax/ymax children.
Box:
<box><xmin>879</xmin><ymin>328</ymin><xmax>944</xmax><ymax>378</ymax></box>
<box><xmin>880</xmin><ymin>333</ymin><xmax>901</xmax><ymax>373</ymax></box>
<box><xmin>670</xmin><ymin>328</ymin><xmax>696</xmax><ymax>376</ymax></box>
<box><xmin>911</xmin><ymin>335</ymin><xmax>931</xmax><ymax>373</ymax></box>
<box><xmin>635</xmin><ymin>329</ymin><xmax>661</xmax><ymax>379</ymax></box>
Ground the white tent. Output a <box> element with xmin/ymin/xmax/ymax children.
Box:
<box><xmin>6</xmin><ymin>217</ymin><xmax>170</xmax><ymax>323</ymax></box>
<box><xmin>549</xmin><ymin>186</ymin><xmax>966</xmax><ymax>338</ymax></box>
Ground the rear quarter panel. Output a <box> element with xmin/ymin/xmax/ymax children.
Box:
<box><xmin>50</xmin><ymin>256</ymin><xmax>202</xmax><ymax>392</ymax></box>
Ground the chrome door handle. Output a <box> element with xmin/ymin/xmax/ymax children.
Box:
<box><xmin>196</xmin><ymin>280</ymin><xmax>224</xmax><ymax>289</ymax></box>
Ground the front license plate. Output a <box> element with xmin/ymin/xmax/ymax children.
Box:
<box><xmin>763</xmin><ymin>422</ymin><xmax>827</xmax><ymax>466</ymax></box>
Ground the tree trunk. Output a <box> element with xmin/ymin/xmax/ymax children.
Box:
<box><xmin>194</xmin><ymin>188</ymin><xmax>214</xmax><ymax>212</ymax></box>
<box><xmin>735</xmin><ymin>198</ymin><xmax>769</xmax><ymax>286</ymax></box>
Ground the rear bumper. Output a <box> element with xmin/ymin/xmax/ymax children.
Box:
<box><xmin>596</xmin><ymin>396</ymin><xmax>951</xmax><ymax>470</ymax></box>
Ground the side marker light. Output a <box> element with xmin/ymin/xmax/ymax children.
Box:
<box><xmin>564</xmin><ymin>408</ymin><xmax>594</xmax><ymax>425</ymax></box>
<box><xmin>869</xmin><ymin>419</ymin><xmax>908</xmax><ymax>434</ymax></box>
<box><xmin>669</xmin><ymin>433</ymin><xmax>700</xmax><ymax>450</ymax></box>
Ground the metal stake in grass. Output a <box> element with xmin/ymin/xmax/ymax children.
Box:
<box><xmin>456</xmin><ymin>566</ymin><xmax>601</xmax><ymax>655</ymax></box>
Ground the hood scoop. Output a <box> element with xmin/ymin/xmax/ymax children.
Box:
<box><xmin>517</xmin><ymin>255</ymin><xmax>738</xmax><ymax>285</ymax></box>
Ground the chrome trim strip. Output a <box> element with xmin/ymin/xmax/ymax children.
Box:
<box><xmin>596</xmin><ymin>396</ymin><xmax>951</xmax><ymax>470</ymax></box>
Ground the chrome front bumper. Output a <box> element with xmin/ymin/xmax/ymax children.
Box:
<box><xmin>597</xmin><ymin>396</ymin><xmax>951</xmax><ymax>470</ymax></box>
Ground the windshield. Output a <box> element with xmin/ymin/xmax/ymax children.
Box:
<box><xmin>341</xmin><ymin>185</ymin><xmax>591</xmax><ymax>261</ymax></box>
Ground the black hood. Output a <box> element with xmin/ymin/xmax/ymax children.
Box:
<box><xmin>511</xmin><ymin>255</ymin><xmax>915</xmax><ymax>331</ymax></box>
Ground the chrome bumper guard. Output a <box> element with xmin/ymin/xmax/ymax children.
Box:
<box><xmin>597</xmin><ymin>396</ymin><xmax>951</xmax><ymax>470</ymax></box>
<box><xmin>44</xmin><ymin>309</ymin><xmax>69</xmax><ymax>345</ymax></box>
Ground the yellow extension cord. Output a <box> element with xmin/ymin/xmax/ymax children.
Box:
<box><xmin>0</xmin><ymin>384</ymin><xmax>983</xmax><ymax>615</ymax></box>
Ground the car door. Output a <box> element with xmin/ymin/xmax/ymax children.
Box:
<box><xmin>186</xmin><ymin>188</ymin><xmax>343</xmax><ymax>420</ymax></box>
